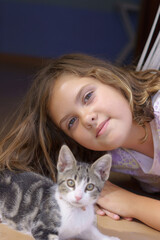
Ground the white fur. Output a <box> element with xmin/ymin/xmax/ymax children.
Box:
<box><xmin>55</xmin><ymin>191</ymin><xmax>120</xmax><ymax>240</ymax></box>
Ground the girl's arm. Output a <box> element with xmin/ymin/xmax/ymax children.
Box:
<box><xmin>97</xmin><ymin>181</ymin><xmax>160</xmax><ymax>231</ymax></box>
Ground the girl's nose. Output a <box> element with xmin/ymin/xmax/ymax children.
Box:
<box><xmin>82</xmin><ymin>112</ymin><xmax>97</xmax><ymax>128</ymax></box>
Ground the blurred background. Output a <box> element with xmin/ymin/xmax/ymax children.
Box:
<box><xmin>0</xmin><ymin>0</ymin><xmax>159</xmax><ymax>128</ymax></box>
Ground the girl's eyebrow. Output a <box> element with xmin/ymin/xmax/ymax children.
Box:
<box><xmin>59</xmin><ymin>114</ymin><xmax>70</xmax><ymax>127</ymax></box>
<box><xmin>75</xmin><ymin>84</ymin><xmax>90</xmax><ymax>103</ymax></box>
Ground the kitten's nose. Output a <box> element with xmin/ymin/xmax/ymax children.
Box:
<box><xmin>75</xmin><ymin>195</ymin><xmax>82</xmax><ymax>201</ymax></box>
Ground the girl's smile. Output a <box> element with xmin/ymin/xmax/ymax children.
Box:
<box><xmin>96</xmin><ymin>119</ymin><xmax>110</xmax><ymax>138</ymax></box>
<box><xmin>49</xmin><ymin>74</ymin><xmax>137</xmax><ymax>151</ymax></box>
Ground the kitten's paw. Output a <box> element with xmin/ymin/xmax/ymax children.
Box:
<box><xmin>109</xmin><ymin>237</ymin><xmax>120</xmax><ymax>240</ymax></box>
<box><xmin>100</xmin><ymin>234</ymin><xmax>120</xmax><ymax>240</ymax></box>
<box><xmin>46</xmin><ymin>234</ymin><xmax>59</xmax><ymax>240</ymax></box>
<box><xmin>102</xmin><ymin>236</ymin><xmax>120</xmax><ymax>240</ymax></box>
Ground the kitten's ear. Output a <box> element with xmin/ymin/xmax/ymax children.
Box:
<box><xmin>92</xmin><ymin>154</ymin><xmax>112</xmax><ymax>182</ymax></box>
<box><xmin>57</xmin><ymin>145</ymin><xmax>76</xmax><ymax>173</ymax></box>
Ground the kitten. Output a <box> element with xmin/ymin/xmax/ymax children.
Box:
<box><xmin>0</xmin><ymin>145</ymin><xmax>120</xmax><ymax>240</ymax></box>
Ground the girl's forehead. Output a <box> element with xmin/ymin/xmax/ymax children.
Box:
<box><xmin>53</xmin><ymin>74</ymin><xmax>80</xmax><ymax>92</ymax></box>
<box><xmin>52</xmin><ymin>74</ymin><xmax>104</xmax><ymax>107</ymax></box>
<box><xmin>53</xmin><ymin>74</ymin><xmax>98</xmax><ymax>90</ymax></box>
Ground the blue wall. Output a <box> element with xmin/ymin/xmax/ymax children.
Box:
<box><xmin>0</xmin><ymin>0</ymin><xmax>140</xmax><ymax>62</ymax></box>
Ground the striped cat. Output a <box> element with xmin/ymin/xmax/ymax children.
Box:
<box><xmin>0</xmin><ymin>145</ymin><xmax>120</xmax><ymax>240</ymax></box>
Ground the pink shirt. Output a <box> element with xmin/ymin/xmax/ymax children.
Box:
<box><xmin>110</xmin><ymin>91</ymin><xmax>160</xmax><ymax>193</ymax></box>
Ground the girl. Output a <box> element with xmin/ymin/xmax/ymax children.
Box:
<box><xmin>0</xmin><ymin>53</ymin><xmax>160</xmax><ymax>231</ymax></box>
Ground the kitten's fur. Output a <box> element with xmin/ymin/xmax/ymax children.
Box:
<box><xmin>0</xmin><ymin>145</ymin><xmax>120</xmax><ymax>240</ymax></box>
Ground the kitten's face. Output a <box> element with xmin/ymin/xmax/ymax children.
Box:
<box><xmin>57</xmin><ymin>145</ymin><xmax>112</xmax><ymax>208</ymax></box>
<box><xmin>58</xmin><ymin>162</ymin><xmax>102</xmax><ymax>207</ymax></box>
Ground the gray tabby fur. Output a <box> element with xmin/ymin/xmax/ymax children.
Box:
<box><xmin>0</xmin><ymin>145</ymin><xmax>120</xmax><ymax>240</ymax></box>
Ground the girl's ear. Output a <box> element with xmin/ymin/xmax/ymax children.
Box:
<box><xmin>92</xmin><ymin>154</ymin><xmax>112</xmax><ymax>182</ymax></box>
<box><xmin>57</xmin><ymin>145</ymin><xmax>76</xmax><ymax>172</ymax></box>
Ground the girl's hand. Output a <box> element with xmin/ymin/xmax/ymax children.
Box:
<box><xmin>96</xmin><ymin>181</ymin><xmax>135</xmax><ymax>220</ymax></box>
<box><xmin>96</xmin><ymin>181</ymin><xmax>160</xmax><ymax>231</ymax></box>
<box><xmin>95</xmin><ymin>204</ymin><xmax>121</xmax><ymax>220</ymax></box>
<box><xmin>95</xmin><ymin>204</ymin><xmax>133</xmax><ymax>221</ymax></box>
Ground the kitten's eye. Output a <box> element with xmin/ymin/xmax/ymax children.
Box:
<box><xmin>67</xmin><ymin>179</ymin><xmax>75</xmax><ymax>188</ymax></box>
<box><xmin>86</xmin><ymin>183</ymin><xmax>94</xmax><ymax>191</ymax></box>
<box><xmin>84</xmin><ymin>91</ymin><xmax>93</xmax><ymax>104</ymax></box>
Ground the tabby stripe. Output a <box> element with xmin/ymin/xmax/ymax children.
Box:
<box><xmin>96</xmin><ymin>186</ymin><xmax>101</xmax><ymax>192</ymax></box>
<box><xmin>58</xmin><ymin>180</ymin><xmax>65</xmax><ymax>186</ymax></box>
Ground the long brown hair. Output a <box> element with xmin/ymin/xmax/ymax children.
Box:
<box><xmin>0</xmin><ymin>53</ymin><xmax>160</xmax><ymax>180</ymax></box>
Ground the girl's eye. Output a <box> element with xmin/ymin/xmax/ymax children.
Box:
<box><xmin>67</xmin><ymin>179</ymin><xmax>75</xmax><ymax>188</ymax></box>
<box><xmin>68</xmin><ymin>117</ymin><xmax>77</xmax><ymax>130</ymax></box>
<box><xmin>84</xmin><ymin>91</ymin><xmax>93</xmax><ymax>103</ymax></box>
<box><xmin>86</xmin><ymin>183</ymin><xmax>94</xmax><ymax>191</ymax></box>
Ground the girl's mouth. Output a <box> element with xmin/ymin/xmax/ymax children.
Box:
<box><xmin>96</xmin><ymin>119</ymin><xmax>110</xmax><ymax>137</ymax></box>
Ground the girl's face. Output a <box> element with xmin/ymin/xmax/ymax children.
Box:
<box><xmin>49</xmin><ymin>74</ymin><xmax>133</xmax><ymax>151</ymax></box>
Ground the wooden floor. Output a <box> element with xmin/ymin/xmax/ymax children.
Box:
<box><xmin>0</xmin><ymin>214</ymin><xmax>160</xmax><ymax>240</ymax></box>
